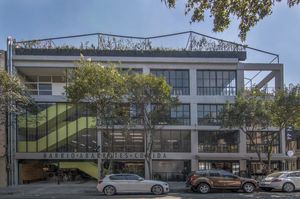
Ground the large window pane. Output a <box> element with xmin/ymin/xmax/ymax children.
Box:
<box><xmin>153</xmin><ymin>130</ymin><xmax>191</xmax><ymax>152</ymax></box>
<box><xmin>198</xmin><ymin>131</ymin><xmax>239</xmax><ymax>153</ymax></box>
<box><xmin>246</xmin><ymin>131</ymin><xmax>280</xmax><ymax>153</ymax></box>
<box><xmin>197</xmin><ymin>70</ymin><xmax>236</xmax><ymax>96</ymax></box>
<box><xmin>198</xmin><ymin>104</ymin><xmax>224</xmax><ymax>126</ymax></box>
<box><xmin>151</xmin><ymin>69</ymin><xmax>190</xmax><ymax>95</ymax></box>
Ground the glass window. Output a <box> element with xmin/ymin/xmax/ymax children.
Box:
<box><xmin>151</xmin><ymin>69</ymin><xmax>190</xmax><ymax>95</ymax></box>
<box><xmin>198</xmin><ymin>131</ymin><xmax>239</xmax><ymax>153</ymax></box>
<box><xmin>17</xmin><ymin>102</ymin><xmax>97</xmax><ymax>153</ymax></box>
<box><xmin>110</xmin><ymin>175</ymin><xmax>126</xmax><ymax>180</ymax></box>
<box><xmin>102</xmin><ymin>130</ymin><xmax>144</xmax><ymax>152</ymax></box>
<box><xmin>197</xmin><ymin>70</ymin><xmax>236</xmax><ymax>96</ymax></box>
<box><xmin>125</xmin><ymin>175</ymin><xmax>140</xmax><ymax>180</ymax></box>
<box><xmin>169</xmin><ymin>104</ymin><xmax>190</xmax><ymax>125</ymax></box>
<box><xmin>246</xmin><ymin>131</ymin><xmax>280</xmax><ymax>153</ymax></box>
<box><xmin>198</xmin><ymin>104</ymin><xmax>224</xmax><ymax>126</ymax></box>
<box><xmin>153</xmin><ymin>130</ymin><xmax>191</xmax><ymax>152</ymax></box>
<box><xmin>199</xmin><ymin>161</ymin><xmax>240</xmax><ymax>175</ymax></box>
<box><xmin>209</xmin><ymin>171</ymin><xmax>221</xmax><ymax>177</ymax></box>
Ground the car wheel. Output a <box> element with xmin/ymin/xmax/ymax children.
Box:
<box><xmin>103</xmin><ymin>185</ymin><xmax>116</xmax><ymax>196</ymax></box>
<box><xmin>243</xmin><ymin>183</ymin><xmax>255</xmax><ymax>193</ymax></box>
<box><xmin>282</xmin><ymin>182</ymin><xmax>295</xmax><ymax>193</ymax></box>
<box><xmin>197</xmin><ymin>183</ymin><xmax>210</xmax><ymax>194</ymax></box>
<box><xmin>152</xmin><ymin>185</ymin><xmax>163</xmax><ymax>195</ymax></box>
<box><xmin>261</xmin><ymin>188</ymin><xmax>273</xmax><ymax>192</ymax></box>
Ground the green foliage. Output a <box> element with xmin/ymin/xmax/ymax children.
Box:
<box><xmin>126</xmin><ymin>74</ymin><xmax>178</xmax><ymax>126</ymax></box>
<box><xmin>65</xmin><ymin>58</ymin><xmax>128</xmax><ymax>126</ymax></box>
<box><xmin>126</xmin><ymin>73</ymin><xmax>178</xmax><ymax>179</ymax></box>
<box><xmin>164</xmin><ymin>0</ymin><xmax>300</xmax><ymax>41</ymax></box>
<box><xmin>221</xmin><ymin>88</ymin><xmax>271</xmax><ymax>132</ymax></box>
<box><xmin>0</xmin><ymin>69</ymin><xmax>33</xmax><ymax>123</ymax></box>
<box><xmin>270</xmin><ymin>86</ymin><xmax>300</xmax><ymax>131</ymax></box>
<box><xmin>221</xmin><ymin>86</ymin><xmax>300</xmax><ymax>172</ymax></box>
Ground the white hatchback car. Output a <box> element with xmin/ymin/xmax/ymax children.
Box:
<box><xmin>260</xmin><ymin>171</ymin><xmax>300</xmax><ymax>192</ymax></box>
<box><xmin>97</xmin><ymin>174</ymin><xmax>169</xmax><ymax>196</ymax></box>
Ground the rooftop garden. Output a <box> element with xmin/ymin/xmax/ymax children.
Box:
<box><xmin>12</xmin><ymin>31</ymin><xmax>248</xmax><ymax>60</ymax></box>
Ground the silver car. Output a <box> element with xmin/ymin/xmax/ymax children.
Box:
<box><xmin>260</xmin><ymin>171</ymin><xmax>300</xmax><ymax>192</ymax></box>
<box><xmin>97</xmin><ymin>174</ymin><xmax>169</xmax><ymax>196</ymax></box>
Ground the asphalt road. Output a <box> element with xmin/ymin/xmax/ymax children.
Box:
<box><xmin>2</xmin><ymin>191</ymin><xmax>300</xmax><ymax>199</ymax></box>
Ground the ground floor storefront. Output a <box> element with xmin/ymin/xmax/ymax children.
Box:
<box><xmin>14</xmin><ymin>152</ymin><xmax>295</xmax><ymax>184</ymax></box>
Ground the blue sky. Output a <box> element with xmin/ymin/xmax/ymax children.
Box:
<box><xmin>0</xmin><ymin>0</ymin><xmax>299</xmax><ymax>84</ymax></box>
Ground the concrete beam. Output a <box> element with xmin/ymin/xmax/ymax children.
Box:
<box><xmin>256</xmin><ymin>71</ymin><xmax>275</xmax><ymax>89</ymax></box>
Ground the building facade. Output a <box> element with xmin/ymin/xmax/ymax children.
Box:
<box><xmin>4</xmin><ymin>33</ymin><xmax>295</xmax><ymax>185</ymax></box>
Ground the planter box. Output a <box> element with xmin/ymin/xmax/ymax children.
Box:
<box><xmin>15</xmin><ymin>48</ymin><xmax>247</xmax><ymax>61</ymax></box>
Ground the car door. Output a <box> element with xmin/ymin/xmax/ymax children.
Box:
<box><xmin>208</xmin><ymin>171</ymin><xmax>223</xmax><ymax>188</ymax></box>
<box><xmin>125</xmin><ymin>174</ymin><xmax>147</xmax><ymax>192</ymax></box>
<box><xmin>287</xmin><ymin>172</ymin><xmax>300</xmax><ymax>190</ymax></box>
<box><xmin>109</xmin><ymin>174</ymin><xmax>129</xmax><ymax>192</ymax></box>
<box><xmin>219</xmin><ymin>171</ymin><xmax>241</xmax><ymax>188</ymax></box>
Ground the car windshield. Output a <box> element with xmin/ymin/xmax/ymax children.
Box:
<box><xmin>267</xmin><ymin>172</ymin><xmax>284</xmax><ymax>178</ymax></box>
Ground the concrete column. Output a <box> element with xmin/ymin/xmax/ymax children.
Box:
<box><xmin>191</xmin><ymin>130</ymin><xmax>198</xmax><ymax>171</ymax></box>
<box><xmin>236</xmin><ymin>64</ymin><xmax>244</xmax><ymax>91</ymax></box>
<box><xmin>143</xmin><ymin>66</ymin><xmax>150</xmax><ymax>75</ymax></box>
<box><xmin>189</xmin><ymin>68</ymin><xmax>197</xmax><ymax>96</ymax></box>
<box><xmin>240</xmin><ymin>159</ymin><xmax>247</xmax><ymax>173</ymax></box>
<box><xmin>239</xmin><ymin>130</ymin><xmax>247</xmax><ymax>154</ymax></box>
<box><xmin>275</xmin><ymin>70</ymin><xmax>283</xmax><ymax>89</ymax></box>
<box><xmin>280</xmin><ymin>129</ymin><xmax>286</xmax><ymax>155</ymax></box>
<box><xmin>190</xmin><ymin>103</ymin><xmax>198</xmax><ymax>127</ymax></box>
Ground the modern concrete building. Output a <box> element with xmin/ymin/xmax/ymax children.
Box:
<box><xmin>3</xmin><ymin>32</ymin><xmax>296</xmax><ymax>185</ymax></box>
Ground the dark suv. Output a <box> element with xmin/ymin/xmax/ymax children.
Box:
<box><xmin>186</xmin><ymin>169</ymin><xmax>257</xmax><ymax>194</ymax></box>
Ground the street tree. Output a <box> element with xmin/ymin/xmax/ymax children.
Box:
<box><xmin>163</xmin><ymin>0</ymin><xmax>300</xmax><ymax>41</ymax></box>
<box><xmin>65</xmin><ymin>58</ymin><xmax>128</xmax><ymax>178</ymax></box>
<box><xmin>222</xmin><ymin>86</ymin><xmax>300</xmax><ymax>173</ymax></box>
<box><xmin>221</xmin><ymin>88</ymin><xmax>274</xmax><ymax>173</ymax></box>
<box><xmin>269</xmin><ymin>85</ymin><xmax>300</xmax><ymax>158</ymax></box>
<box><xmin>0</xmin><ymin>69</ymin><xmax>33</xmax><ymax>124</ymax></box>
<box><xmin>127</xmin><ymin>74</ymin><xmax>178</xmax><ymax>179</ymax></box>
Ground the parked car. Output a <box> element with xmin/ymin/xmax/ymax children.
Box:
<box><xmin>186</xmin><ymin>169</ymin><xmax>257</xmax><ymax>194</ymax></box>
<box><xmin>97</xmin><ymin>174</ymin><xmax>169</xmax><ymax>196</ymax></box>
<box><xmin>260</xmin><ymin>171</ymin><xmax>300</xmax><ymax>192</ymax></box>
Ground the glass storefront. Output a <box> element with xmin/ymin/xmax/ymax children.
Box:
<box><xmin>199</xmin><ymin>160</ymin><xmax>240</xmax><ymax>175</ymax></box>
<box><xmin>19</xmin><ymin>160</ymin><xmax>97</xmax><ymax>184</ymax></box>
<box><xmin>110</xmin><ymin>161</ymin><xmax>144</xmax><ymax>177</ymax></box>
<box><xmin>153</xmin><ymin>160</ymin><xmax>191</xmax><ymax>181</ymax></box>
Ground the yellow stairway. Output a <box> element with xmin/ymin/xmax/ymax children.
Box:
<box><xmin>18</xmin><ymin>116</ymin><xmax>96</xmax><ymax>152</ymax></box>
<box><xmin>59</xmin><ymin>162</ymin><xmax>98</xmax><ymax>179</ymax></box>
<box><xmin>18</xmin><ymin>103</ymin><xmax>75</xmax><ymax>128</ymax></box>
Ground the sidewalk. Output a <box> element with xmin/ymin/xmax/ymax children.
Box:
<box><xmin>0</xmin><ymin>181</ymin><xmax>187</xmax><ymax>195</ymax></box>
